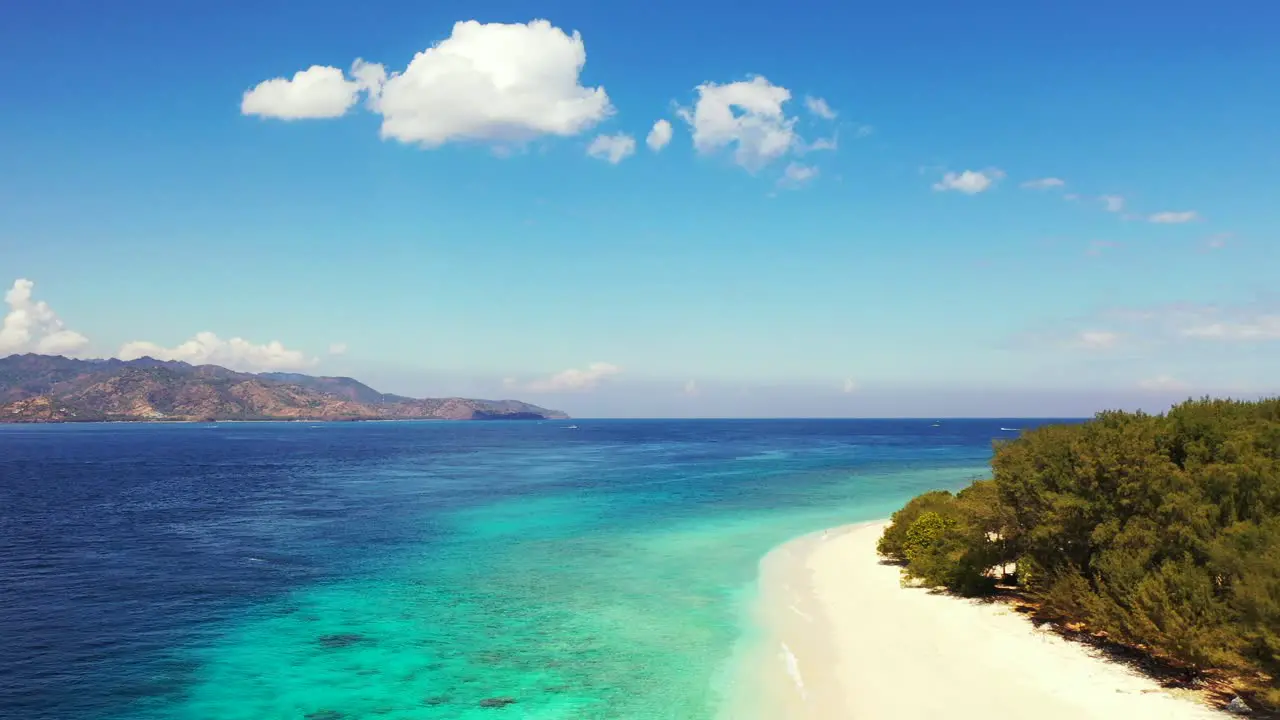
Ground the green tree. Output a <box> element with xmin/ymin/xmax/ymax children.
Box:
<box><xmin>877</xmin><ymin>490</ymin><xmax>956</xmax><ymax>562</ymax></box>
<box><xmin>878</xmin><ymin>397</ymin><xmax>1280</xmax><ymax>707</ymax></box>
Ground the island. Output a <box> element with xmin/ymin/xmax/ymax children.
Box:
<box><xmin>0</xmin><ymin>353</ymin><xmax>569</xmax><ymax>423</ymax></box>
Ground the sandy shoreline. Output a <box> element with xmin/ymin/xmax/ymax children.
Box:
<box><xmin>734</xmin><ymin>520</ymin><xmax>1229</xmax><ymax>719</ymax></box>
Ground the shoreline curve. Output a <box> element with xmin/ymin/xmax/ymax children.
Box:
<box><xmin>733</xmin><ymin>520</ymin><xmax>1230</xmax><ymax>719</ymax></box>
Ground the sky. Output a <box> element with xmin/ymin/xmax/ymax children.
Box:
<box><xmin>1</xmin><ymin>0</ymin><xmax>1278</xmax><ymax>417</ymax></box>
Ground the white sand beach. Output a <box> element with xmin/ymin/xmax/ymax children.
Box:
<box><xmin>734</xmin><ymin>521</ymin><xmax>1230</xmax><ymax>719</ymax></box>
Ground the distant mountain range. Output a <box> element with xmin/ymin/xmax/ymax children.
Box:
<box><xmin>0</xmin><ymin>354</ymin><xmax>569</xmax><ymax>423</ymax></box>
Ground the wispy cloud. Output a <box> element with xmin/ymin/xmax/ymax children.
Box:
<box><xmin>1026</xmin><ymin>301</ymin><xmax>1280</xmax><ymax>354</ymax></box>
<box><xmin>1181</xmin><ymin>317</ymin><xmax>1280</xmax><ymax>341</ymax></box>
<box><xmin>505</xmin><ymin>362</ymin><xmax>622</xmax><ymax>393</ymax></box>
<box><xmin>1148</xmin><ymin>210</ymin><xmax>1199</xmax><ymax>224</ymax></box>
<box><xmin>1076</xmin><ymin>330</ymin><xmax>1121</xmax><ymax>349</ymax></box>
<box><xmin>803</xmin><ymin>95</ymin><xmax>837</xmax><ymax>120</ymax></box>
<box><xmin>1138</xmin><ymin>374</ymin><xmax>1190</xmax><ymax>392</ymax></box>
<box><xmin>1021</xmin><ymin>177</ymin><xmax>1065</xmax><ymax>190</ymax></box>
<box><xmin>778</xmin><ymin>162</ymin><xmax>819</xmax><ymax>189</ymax></box>
<box><xmin>804</xmin><ymin>136</ymin><xmax>838</xmax><ymax>152</ymax></box>
<box><xmin>1099</xmin><ymin>195</ymin><xmax>1125</xmax><ymax>212</ymax></box>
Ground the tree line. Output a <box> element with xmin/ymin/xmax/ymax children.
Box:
<box><xmin>878</xmin><ymin>397</ymin><xmax>1280</xmax><ymax>707</ymax></box>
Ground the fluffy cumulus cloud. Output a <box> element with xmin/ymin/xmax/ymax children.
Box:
<box><xmin>804</xmin><ymin>95</ymin><xmax>836</xmax><ymax>120</ymax></box>
<box><xmin>677</xmin><ymin>75</ymin><xmax>800</xmax><ymax>170</ymax></box>
<box><xmin>507</xmin><ymin>362</ymin><xmax>621</xmax><ymax>393</ymax></box>
<box><xmin>842</xmin><ymin>378</ymin><xmax>858</xmax><ymax>394</ymax></box>
<box><xmin>683</xmin><ymin>379</ymin><xmax>699</xmax><ymax>396</ymax></box>
<box><xmin>0</xmin><ymin>279</ymin><xmax>91</xmax><ymax>357</ymax></box>
<box><xmin>1021</xmin><ymin>177</ymin><xmax>1065</xmax><ymax>190</ymax></box>
<box><xmin>646</xmin><ymin>119</ymin><xmax>673</xmax><ymax>151</ymax></box>
<box><xmin>1149</xmin><ymin>210</ymin><xmax>1199</xmax><ymax>224</ymax></box>
<box><xmin>241</xmin><ymin>20</ymin><xmax>612</xmax><ymax>147</ymax></box>
<box><xmin>328</xmin><ymin>342</ymin><xmax>348</xmax><ymax>356</ymax></box>
<box><xmin>118</xmin><ymin>332</ymin><xmax>316</xmax><ymax>372</ymax></box>
<box><xmin>241</xmin><ymin>64</ymin><xmax>369</xmax><ymax>119</ymax></box>
<box><xmin>933</xmin><ymin>168</ymin><xmax>1004</xmax><ymax>194</ymax></box>
<box><xmin>586</xmin><ymin>132</ymin><xmax>636</xmax><ymax>164</ymax></box>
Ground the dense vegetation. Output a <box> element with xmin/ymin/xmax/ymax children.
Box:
<box><xmin>879</xmin><ymin>397</ymin><xmax>1280</xmax><ymax>706</ymax></box>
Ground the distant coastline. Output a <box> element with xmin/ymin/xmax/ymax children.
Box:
<box><xmin>3</xmin><ymin>412</ymin><xmax>555</xmax><ymax>422</ymax></box>
<box><xmin>0</xmin><ymin>353</ymin><xmax>568</xmax><ymax>424</ymax></box>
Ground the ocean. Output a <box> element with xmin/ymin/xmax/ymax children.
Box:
<box><xmin>0</xmin><ymin>418</ymin><xmax>1064</xmax><ymax>719</ymax></box>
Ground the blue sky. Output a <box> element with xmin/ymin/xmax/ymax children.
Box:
<box><xmin>2</xmin><ymin>0</ymin><xmax>1277</xmax><ymax>417</ymax></box>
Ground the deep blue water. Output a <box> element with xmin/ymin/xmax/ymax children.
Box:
<box><xmin>0</xmin><ymin>419</ymin><xmax>1069</xmax><ymax>719</ymax></box>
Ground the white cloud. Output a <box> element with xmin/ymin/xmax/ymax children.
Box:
<box><xmin>842</xmin><ymin>378</ymin><xmax>858</xmax><ymax>394</ymax></box>
<box><xmin>241</xmin><ymin>64</ymin><xmax>365</xmax><ymax>120</ymax></box>
<box><xmin>506</xmin><ymin>362</ymin><xmax>621</xmax><ymax>393</ymax></box>
<box><xmin>1021</xmin><ymin>177</ymin><xmax>1065</xmax><ymax>190</ymax></box>
<box><xmin>1099</xmin><ymin>195</ymin><xmax>1125</xmax><ymax>212</ymax></box>
<box><xmin>1181</xmin><ymin>317</ymin><xmax>1280</xmax><ymax>341</ymax></box>
<box><xmin>778</xmin><ymin>162</ymin><xmax>818</xmax><ymax>188</ymax></box>
<box><xmin>1038</xmin><ymin>301</ymin><xmax>1280</xmax><ymax>354</ymax></box>
<box><xmin>1149</xmin><ymin>210</ymin><xmax>1199</xmax><ymax>224</ymax></box>
<box><xmin>804</xmin><ymin>135</ymin><xmax>838</xmax><ymax>152</ymax></box>
<box><xmin>0</xmin><ymin>279</ymin><xmax>91</xmax><ymax>357</ymax></box>
<box><xmin>646</xmin><ymin>119</ymin><xmax>673</xmax><ymax>151</ymax></box>
<box><xmin>586</xmin><ymin>132</ymin><xmax>636</xmax><ymax>164</ymax></box>
<box><xmin>1206</xmin><ymin>232</ymin><xmax>1231</xmax><ymax>250</ymax></box>
<box><xmin>677</xmin><ymin>75</ymin><xmax>799</xmax><ymax>170</ymax></box>
<box><xmin>117</xmin><ymin>332</ymin><xmax>316</xmax><ymax>372</ymax></box>
<box><xmin>683</xmin><ymin>379</ymin><xmax>699</xmax><ymax>396</ymax></box>
<box><xmin>804</xmin><ymin>95</ymin><xmax>836</xmax><ymax>120</ymax></box>
<box><xmin>1139</xmin><ymin>375</ymin><xmax>1190</xmax><ymax>392</ymax></box>
<box><xmin>932</xmin><ymin>168</ymin><xmax>1004</xmax><ymax>194</ymax></box>
<box><xmin>1076</xmin><ymin>330</ymin><xmax>1120</xmax><ymax>349</ymax></box>
<box><xmin>1063</xmin><ymin>193</ymin><xmax>1080</xmax><ymax>201</ymax></box>
<box><xmin>328</xmin><ymin>342</ymin><xmax>348</xmax><ymax>356</ymax></box>
<box><xmin>243</xmin><ymin>20</ymin><xmax>612</xmax><ymax>147</ymax></box>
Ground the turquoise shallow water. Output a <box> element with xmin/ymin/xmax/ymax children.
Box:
<box><xmin>1</xmin><ymin>419</ymin><xmax>1056</xmax><ymax>719</ymax></box>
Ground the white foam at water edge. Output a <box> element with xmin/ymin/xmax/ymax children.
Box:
<box><xmin>779</xmin><ymin>642</ymin><xmax>807</xmax><ymax>700</ymax></box>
